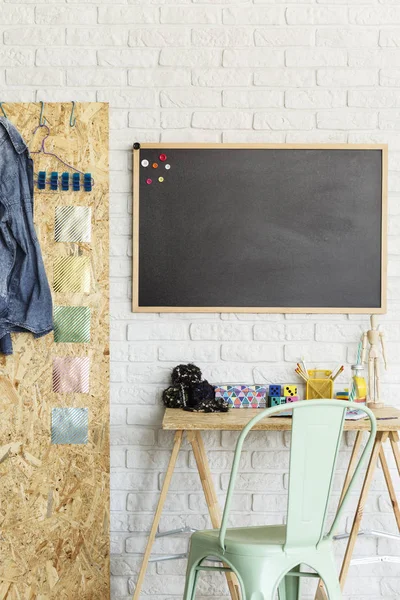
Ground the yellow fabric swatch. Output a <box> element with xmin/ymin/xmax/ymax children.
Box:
<box><xmin>53</xmin><ymin>256</ymin><xmax>91</xmax><ymax>293</ymax></box>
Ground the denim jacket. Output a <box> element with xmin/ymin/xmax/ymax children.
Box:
<box><xmin>0</xmin><ymin>117</ymin><xmax>53</xmax><ymax>354</ymax></box>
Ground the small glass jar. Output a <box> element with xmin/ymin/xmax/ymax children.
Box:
<box><xmin>350</xmin><ymin>363</ymin><xmax>367</xmax><ymax>404</ymax></box>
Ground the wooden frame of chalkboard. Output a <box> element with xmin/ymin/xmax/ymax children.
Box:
<box><xmin>132</xmin><ymin>143</ymin><xmax>387</xmax><ymax>314</ymax></box>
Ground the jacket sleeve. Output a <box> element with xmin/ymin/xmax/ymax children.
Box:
<box><xmin>0</xmin><ymin>199</ymin><xmax>15</xmax><ymax>302</ymax></box>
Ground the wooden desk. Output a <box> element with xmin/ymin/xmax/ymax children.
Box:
<box><xmin>132</xmin><ymin>407</ymin><xmax>400</xmax><ymax>600</ymax></box>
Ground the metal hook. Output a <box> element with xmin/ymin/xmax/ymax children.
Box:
<box><xmin>0</xmin><ymin>103</ymin><xmax>7</xmax><ymax>118</ymax></box>
<box><xmin>39</xmin><ymin>101</ymin><xmax>45</xmax><ymax>126</ymax></box>
<box><xmin>70</xmin><ymin>101</ymin><xmax>76</xmax><ymax>127</ymax></box>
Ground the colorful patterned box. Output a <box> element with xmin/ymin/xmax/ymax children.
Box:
<box><xmin>214</xmin><ymin>385</ymin><xmax>267</xmax><ymax>409</ymax></box>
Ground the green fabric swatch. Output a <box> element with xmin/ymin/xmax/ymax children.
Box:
<box><xmin>54</xmin><ymin>306</ymin><xmax>91</xmax><ymax>343</ymax></box>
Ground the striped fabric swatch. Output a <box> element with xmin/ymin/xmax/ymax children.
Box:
<box><xmin>54</xmin><ymin>306</ymin><xmax>91</xmax><ymax>343</ymax></box>
<box><xmin>53</xmin><ymin>357</ymin><xmax>90</xmax><ymax>393</ymax></box>
<box><xmin>53</xmin><ymin>256</ymin><xmax>90</xmax><ymax>293</ymax></box>
<box><xmin>51</xmin><ymin>407</ymin><xmax>88</xmax><ymax>444</ymax></box>
<box><xmin>55</xmin><ymin>206</ymin><xmax>91</xmax><ymax>243</ymax></box>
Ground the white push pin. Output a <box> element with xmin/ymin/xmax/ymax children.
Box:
<box><xmin>141</xmin><ymin>159</ymin><xmax>149</xmax><ymax>167</ymax></box>
<box><xmin>165</xmin><ymin>164</ymin><xmax>171</xmax><ymax>170</ymax></box>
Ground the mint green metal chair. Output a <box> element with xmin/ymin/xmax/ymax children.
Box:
<box><xmin>183</xmin><ymin>400</ymin><xmax>376</xmax><ymax>600</ymax></box>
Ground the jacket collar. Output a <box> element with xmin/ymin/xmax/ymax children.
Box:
<box><xmin>0</xmin><ymin>117</ymin><xmax>27</xmax><ymax>154</ymax></box>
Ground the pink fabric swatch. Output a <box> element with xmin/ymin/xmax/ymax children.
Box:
<box><xmin>53</xmin><ymin>357</ymin><xmax>90</xmax><ymax>393</ymax></box>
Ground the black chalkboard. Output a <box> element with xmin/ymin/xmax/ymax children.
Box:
<box><xmin>133</xmin><ymin>144</ymin><xmax>387</xmax><ymax>313</ymax></box>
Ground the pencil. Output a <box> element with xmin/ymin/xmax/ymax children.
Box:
<box><xmin>296</xmin><ymin>363</ymin><xmax>308</xmax><ymax>379</ymax></box>
<box><xmin>331</xmin><ymin>366</ymin><xmax>344</xmax><ymax>382</ymax></box>
<box><xmin>301</xmin><ymin>358</ymin><xmax>309</xmax><ymax>377</ymax></box>
<box><xmin>295</xmin><ymin>368</ymin><xmax>308</xmax><ymax>383</ymax></box>
<box><xmin>330</xmin><ymin>364</ymin><xmax>344</xmax><ymax>381</ymax></box>
<box><xmin>295</xmin><ymin>371</ymin><xmax>307</xmax><ymax>383</ymax></box>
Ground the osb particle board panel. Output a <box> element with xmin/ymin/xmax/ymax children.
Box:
<box><xmin>0</xmin><ymin>103</ymin><xmax>109</xmax><ymax>600</ymax></box>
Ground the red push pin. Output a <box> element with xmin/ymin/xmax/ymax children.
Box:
<box><xmin>159</xmin><ymin>153</ymin><xmax>167</xmax><ymax>162</ymax></box>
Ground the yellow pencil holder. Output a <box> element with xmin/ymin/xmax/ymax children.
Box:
<box><xmin>306</xmin><ymin>370</ymin><xmax>334</xmax><ymax>400</ymax></box>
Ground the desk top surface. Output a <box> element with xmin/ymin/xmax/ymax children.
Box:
<box><xmin>163</xmin><ymin>406</ymin><xmax>400</xmax><ymax>431</ymax></box>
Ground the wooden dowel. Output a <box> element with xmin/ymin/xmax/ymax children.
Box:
<box><xmin>339</xmin><ymin>432</ymin><xmax>384</xmax><ymax>589</ymax></box>
<box><xmin>379</xmin><ymin>444</ymin><xmax>400</xmax><ymax>531</ymax></box>
<box><xmin>188</xmin><ymin>431</ymin><xmax>240</xmax><ymax>600</ymax></box>
<box><xmin>132</xmin><ymin>430</ymin><xmax>183</xmax><ymax>600</ymax></box>
<box><xmin>390</xmin><ymin>431</ymin><xmax>400</xmax><ymax>477</ymax></box>
<box><xmin>339</xmin><ymin>431</ymin><xmax>364</xmax><ymax>508</ymax></box>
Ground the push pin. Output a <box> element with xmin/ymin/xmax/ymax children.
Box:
<box><xmin>84</xmin><ymin>173</ymin><xmax>92</xmax><ymax>192</ymax></box>
<box><xmin>50</xmin><ymin>172</ymin><xmax>58</xmax><ymax>191</ymax></box>
<box><xmin>72</xmin><ymin>173</ymin><xmax>80</xmax><ymax>191</ymax></box>
<box><xmin>38</xmin><ymin>171</ymin><xmax>46</xmax><ymax>190</ymax></box>
<box><xmin>61</xmin><ymin>172</ymin><xmax>69</xmax><ymax>191</ymax></box>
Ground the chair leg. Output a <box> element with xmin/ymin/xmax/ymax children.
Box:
<box><xmin>278</xmin><ymin>566</ymin><xmax>301</xmax><ymax>600</ymax></box>
<box><xmin>317</xmin><ymin>565</ymin><xmax>342</xmax><ymax>600</ymax></box>
<box><xmin>238</xmin><ymin>574</ymin><xmax>270</xmax><ymax>600</ymax></box>
<box><xmin>278</xmin><ymin>580</ymin><xmax>287</xmax><ymax>600</ymax></box>
<box><xmin>183</xmin><ymin>541</ymin><xmax>214</xmax><ymax>600</ymax></box>
<box><xmin>235</xmin><ymin>561</ymin><xmax>283</xmax><ymax>600</ymax></box>
<box><xmin>183</xmin><ymin>560</ymin><xmax>200</xmax><ymax>600</ymax></box>
<box><xmin>191</xmin><ymin>568</ymin><xmax>201</xmax><ymax>600</ymax></box>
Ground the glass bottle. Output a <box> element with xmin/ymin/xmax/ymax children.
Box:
<box><xmin>350</xmin><ymin>363</ymin><xmax>367</xmax><ymax>404</ymax></box>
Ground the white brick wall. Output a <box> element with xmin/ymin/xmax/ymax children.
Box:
<box><xmin>1</xmin><ymin>1</ymin><xmax>400</xmax><ymax>599</ymax></box>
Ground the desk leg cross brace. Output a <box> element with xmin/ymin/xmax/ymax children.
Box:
<box><xmin>315</xmin><ymin>430</ymin><xmax>400</xmax><ymax>600</ymax></box>
<box><xmin>132</xmin><ymin>430</ymin><xmax>240</xmax><ymax>600</ymax></box>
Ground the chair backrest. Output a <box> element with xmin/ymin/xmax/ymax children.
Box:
<box><xmin>218</xmin><ymin>400</ymin><xmax>376</xmax><ymax>552</ymax></box>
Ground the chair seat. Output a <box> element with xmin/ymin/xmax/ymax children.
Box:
<box><xmin>192</xmin><ymin>524</ymin><xmax>286</xmax><ymax>556</ymax></box>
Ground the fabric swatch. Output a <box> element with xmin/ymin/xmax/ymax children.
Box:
<box><xmin>51</xmin><ymin>407</ymin><xmax>88</xmax><ymax>444</ymax></box>
<box><xmin>53</xmin><ymin>256</ymin><xmax>90</xmax><ymax>293</ymax></box>
<box><xmin>54</xmin><ymin>306</ymin><xmax>91</xmax><ymax>343</ymax></box>
<box><xmin>53</xmin><ymin>357</ymin><xmax>90</xmax><ymax>393</ymax></box>
<box><xmin>55</xmin><ymin>206</ymin><xmax>91</xmax><ymax>243</ymax></box>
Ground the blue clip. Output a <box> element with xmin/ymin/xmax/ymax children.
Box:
<box><xmin>72</xmin><ymin>173</ymin><xmax>80</xmax><ymax>191</ymax></box>
<box><xmin>38</xmin><ymin>171</ymin><xmax>46</xmax><ymax>190</ymax></box>
<box><xmin>50</xmin><ymin>172</ymin><xmax>58</xmax><ymax>191</ymax></box>
<box><xmin>61</xmin><ymin>172</ymin><xmax>69</xmax><ymax>191</ymax></box>
<box><xmin>84</xmin><ymin>173</ymin><xmax>92</xmax><ymax>192</ymax></box>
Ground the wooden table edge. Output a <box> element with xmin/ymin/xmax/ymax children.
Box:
<box><xmin>162</xmin><ymin>407</ymin><xmax>400</xmax><ymax>432</ymax></box>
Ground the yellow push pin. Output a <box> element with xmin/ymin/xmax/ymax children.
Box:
<box><xmin>158</xmin><ymin>176</ymin><xmax>164</xmax><ymax>182</ymax></box>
